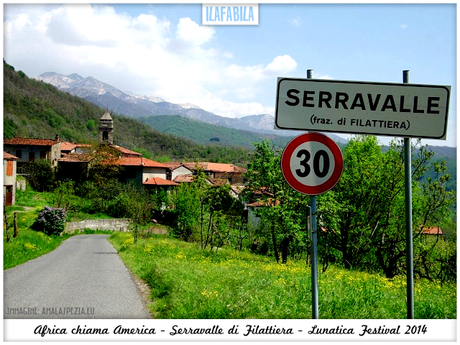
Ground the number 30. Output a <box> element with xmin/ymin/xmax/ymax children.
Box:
<box><xmin>296</xmin><ymin>149</ymin><xmax>330</xmax><ymax>178</ymax></box>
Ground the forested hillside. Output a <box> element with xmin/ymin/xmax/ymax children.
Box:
<box><xmin>3</xmin><ymin>62</ymin><xmax>249</xmax><ymax>163</ymax></box>
<box><xmin>140</xmin><ymin>115</ymin><xmax>292</xmax><ymax>149</ymax></box>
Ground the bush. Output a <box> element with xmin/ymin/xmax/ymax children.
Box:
<box><xmin>32</xmin><ymin>206</ymin><xmax>67</xmax><ymax>235</ymax></box>
<box><xmin>25</xmin><ymin>159</ymin><xmax>55</xmax><ymax>192</ymax></box>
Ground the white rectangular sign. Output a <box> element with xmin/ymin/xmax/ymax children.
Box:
<box><xmin>275</xmin><ymin>78</ymin><xmax>450</xmax><ymax>139</ymax></box>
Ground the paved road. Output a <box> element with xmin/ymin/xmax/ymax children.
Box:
<box><xmin>4</xmin><ymin>235</ymin><xmax>150</xmax><ymax>319</ymax></box>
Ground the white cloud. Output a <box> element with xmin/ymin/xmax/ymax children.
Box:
<box><xmin>400</xmin><ymin>23</ymin><xmax>409</xmax><ymax>29</ymax></box>
<box><xmin>175</xmin><ymin>17</ymin><xmax>214</xmax><ymax>47</ymax></box>
<box><xmin>266</xmin><ymin>55</ymin><xmax>297</xmax><ymax>75</ymax></box>
<box><xmin>4</xmin><ymin>4</ymin><xmax>297</xmax><ymax>118</ymax></box>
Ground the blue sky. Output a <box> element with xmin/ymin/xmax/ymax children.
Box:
<box><xmin>3</xmin><ymin>3</ymin><xmax>456</xmax><ymax>146</ymax></box>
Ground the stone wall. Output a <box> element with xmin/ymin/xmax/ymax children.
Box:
<box><xmin>64</xmin><ymin>218</ymin><xmax>131</xmax><ymax>233</ymax></box>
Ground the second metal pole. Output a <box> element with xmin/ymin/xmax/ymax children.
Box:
<box><xmin>307</xmin><ymin>69</ymin><xmax>319</xmax><ymax>319</ymax></box>
<box><xmin>403</xmin><ymin>70</ymin><xmax>415</xmax><ymax>319</ymax></box>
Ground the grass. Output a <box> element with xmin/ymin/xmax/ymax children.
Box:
<box><xmin>109</xmin><ymin>232</ymin><xmax>457</xmax><ymax>319</ymax></box>
<box><xmin>3</xmin><ymin>189</ymin><xmax>66</xmax><ymax>269</ymax></box>
<box><xmin>3</xmin><ymin>188</ymin><xmax>116</xmax><ymax>269</ymax></box>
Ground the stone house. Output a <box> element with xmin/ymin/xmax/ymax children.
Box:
<box><xmin>3</xmin><ymin>151</ymin><xmax>18</xmax><ymax>206</ymax></box>
<box><xmin>4</xmin><ymin>135</ymin><xmax>62</xmax><ymax>172</ymax></box>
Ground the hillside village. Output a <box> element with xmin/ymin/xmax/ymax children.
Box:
<box><xmin>3</xmin><ymin>111</ymin><xmax>248</xmax><ymax>207</ymax></box>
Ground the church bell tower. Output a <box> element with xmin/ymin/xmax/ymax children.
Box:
<box><xmin>99</xmin><ymin>111</ymin><xmax>114</xmax><ymax>144</ymax></box>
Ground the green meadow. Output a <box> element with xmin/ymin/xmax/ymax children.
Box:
<box><xmin>109</xmin><ymin>232</ymin><xmax>456</xmax><ymax>319</ymax></box>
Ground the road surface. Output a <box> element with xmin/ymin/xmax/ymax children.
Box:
<box><xmin>4</xmin><ymin>234</ymin><xmax>151</xmax><ymax>319</ymax></box>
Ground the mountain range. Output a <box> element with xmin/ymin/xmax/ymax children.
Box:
<box><xmin>35</xmin><ymin>72</ymin><xmax>348</xmax><ymax>144</ymax></box>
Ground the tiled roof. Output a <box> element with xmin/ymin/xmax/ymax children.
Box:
<box><xmin>101</xmin><ymin>112</ymin><xmax>112</xmax><ymax>120</ymax></box>
<box><xmin>143</xmin><ymin>177</ymin><xmax>179</xmax><ymax>186</ymax></box>
<box><xmin>59</xmin><ymin>153</ymin><xmax>93</xmax><ymax>163</ymax></box>
<box><xmin>111</xmin><ymin>145</ymin><xmax>142</xmax><ymax>156</ymax></box>
<box><xmin>110</xmin><ymin>157</ymin><xmax>167</xmax><ymax>168</ymax></box>
<box><xmin>173</xmin><ymin>174</ymin><xmax>195</xmax><ymax>183</ymax></box>
<box><xmin>162</xmin><ymin>162</ymin><xmax>187</xmax><ymax>170</ymax></box>
<box><xmin>3</xmin><ymin>151</ymin><xmax>18</xmax><ymax>160</ymax></box>
<box><xmin>60</xmin><ymin>141</ymin><xmax>77</xmax><ymax>151</ymax></box>
<box><xmin>182</xmin><ymin>162</ymin><xmax>246</xmax><ymax>173</ymax></box>
<box><xmin>4</xmin><ymin>137</ymin><xmax>59</xmax><ymax>147</ymax></box>
<box><xmin>421</xmin><ymin>227</ymin><xmax>443</xmax><ymax>235</ymax></box>
<box><xmin>208</xmin><ymin>177</ymin><xmax>230</xmax><ymax>186</ymax></box>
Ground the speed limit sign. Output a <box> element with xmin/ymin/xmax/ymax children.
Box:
<box><xmin>281</xmin><ymin>132</ymin><xmax>344</xmax><ymax>195</ymax></box>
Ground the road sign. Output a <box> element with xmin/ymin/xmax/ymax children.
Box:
<box><xmin>281</xmin><ymin>132</ymin><xmax>343</xmax><ymax>195</ymax></box>
<box><xmin>275</xmin><ymin>78</ymin><xmax>450</xmax><ymax>139</ymax></box>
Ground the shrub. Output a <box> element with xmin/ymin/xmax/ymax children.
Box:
<box><xmin>32</xmin><ymin>206</ymin><xmax>67</xmax><ymax>235</ymax></box>
<box><xmin>25</xmin><ymin>159</ymin><xmax>55</xmax><ymax>192</ymax></box>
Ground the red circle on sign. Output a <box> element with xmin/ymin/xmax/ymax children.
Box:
<box><xmin>281</xmin><ymin>132</ymin><xmax>344</xmax><ymax>195</ymax></box>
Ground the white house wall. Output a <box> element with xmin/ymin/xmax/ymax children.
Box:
<box><xmin>171</xmin><ymin>166</ymin><xmax>193</xmax><ymax>180</ymax></box>
<box><xmin>3</xmin><ymin>159</ymin><xmax>17</xmax><ymax>186</ymax></box>
<box><xmin>143</xmin><ymin>167</ymin><xmax>167</xmax><ymax>181</ymax></box>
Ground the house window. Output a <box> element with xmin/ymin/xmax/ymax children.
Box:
<box><xmin>40</xmin><ymin>150</ymin><xmax>47</xmax><ymax>159</ymax></box>
<box><xmin>15</xmin><ymin>150</ymin><xmax>22</xmax><ymax>159</ymax></box>
<box><xmin>6</xmin><ymin>161</ymin><xmax>13</xmax><ymax>176</ymax></box>
<box><xmin>29</xmin><ymin>152</ymin><xmax>35</xmax><ymax>162</ymax></box>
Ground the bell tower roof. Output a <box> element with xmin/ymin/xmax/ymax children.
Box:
<box><xmin>100</xmin><ymin>111</ymin><xmax>113</xmax><ymax>120</ymax></box>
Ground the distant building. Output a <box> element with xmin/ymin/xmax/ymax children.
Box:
<box><xmin>3</xmin><ymin>151</ymin><xmax>18</xmax><ymax>206</ymax></box>
<box><xmin>421</xmin><ymin>226</ymin><xmax>443</xmax><ymax>236</ymax></box>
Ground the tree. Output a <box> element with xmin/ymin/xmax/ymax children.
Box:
<box><xmin>244</xmin><ymin>141</ymin><xmax>310</xmax><ymax>263</ymax></box>
<box><xmin>201</xmin><ymin>183</ymin><xmax>240</xmax><ymax>250</ymax></box>
<box><xmin>170</xmin><ymin>182</ymin><xmax>201</xmax><ymax>241</ymax></box>
<box><xmin>124</xmin><ymin>182</ymin><xmax>155</xmax><ymax>243</ymax></box>
<box><xmin>317</xmin><ymin>136</ymin><xmax>455</xmax><ymax>278</ymax></box>
<box><xmin>24</xmin><ymin>159</ymin><xmax>55</xmax><ymax>192</ymax></box>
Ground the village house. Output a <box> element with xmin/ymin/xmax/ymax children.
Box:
<box><xmin>162</xmin><ymin>162</ymin><xmax>193</xmax><ymax>181</ymax></box>
<box><xmin>182</xmin><ymin>162</ymin><xmax>246</xmax><ymax>185</ymax></box>
<box><xmin>3</xmin><ymin>152</ymin><xmax>18</xmax><ymax>206</ymax></box>
<box><xmin>4</xmin><ymin>135</ymin><xmax>62</xmax><ymax>172</ymax></box>
<box><xmin>60</xmin><ymin>141</ymin><xmax>92</xmax><ymax>156</ymax></box>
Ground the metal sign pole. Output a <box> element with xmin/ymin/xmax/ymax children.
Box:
<box><xmin>310</xmin><ymin>195</ymin><xmax>319</xmax><ymax>319</ymax></box>
<box><xmin>403</xmin><ymin>70</ymin><xmax>415</xmax><ymax>319</ymax></box>
<box><xmin>307</xmin><ymin>69</ymin><xmax>319</xmax><ymax>319</ymax></box>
